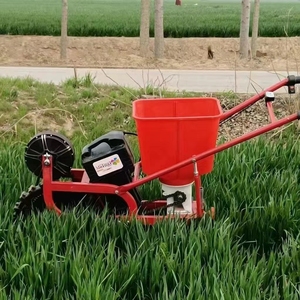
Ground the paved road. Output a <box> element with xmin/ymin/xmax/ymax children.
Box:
<box><xmin>0</xmin><ymin>66</ymin><xmax>299</xmax><ymax>94</ymax></box>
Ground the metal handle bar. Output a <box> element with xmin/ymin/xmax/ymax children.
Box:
<box><xmin>220</xmin><ymin>75</ymin><xmax>300</xmax><ymax>124</ymax></box>
<box><xmin>290</xmin><ymin>75</ymin><xmax>300</xmax><ymax>84</ymax></box>
<box><xmin>118</xmin><ymin>75</ymin><xmax>300</xmax><ymax>194</ymax></box>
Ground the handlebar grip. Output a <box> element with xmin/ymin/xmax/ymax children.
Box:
<box><xmin>294</xmin><ymin>76</ymin><xmax>300</xmax><ymax>84</ymax></box>
<box><xmin>287</xmin><ymin>75</ymin><xmax>300</xmax><ymax>85</ymax></box>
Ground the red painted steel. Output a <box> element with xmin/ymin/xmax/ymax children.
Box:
<box><xmin>34</xmin><ymin>77</ymin><xmax>299</xmax><ymax>224</ymax></box>
<box><xmin>193</xmin><ymin>168</ymin><xmax>203</xmax><ymax>217</ymax></box>
<box><xmin>118</xmin><ymin>112</ymin><xmax>299</xmax><ymax>194</ymax></box>
<box><xmin>220</xmin><ymin>78</ymin><xmax>289</xmax><ymax>121</ymax></box>
<box><xmin>267</xmin><ymin>102</ymin><xmax>277</xmax><ymax>123</ymax></box>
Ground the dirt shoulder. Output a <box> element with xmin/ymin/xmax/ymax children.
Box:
<box><xmin>0</xmin><ymin>35</ymin><xmax>299</xmax><ymax>71</ymax></box>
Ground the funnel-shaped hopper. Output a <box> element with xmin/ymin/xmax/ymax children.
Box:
<box><xmin>132</xmin><ymin>97</ymin><xmax>223</xmax><ymax>185</ymax></box>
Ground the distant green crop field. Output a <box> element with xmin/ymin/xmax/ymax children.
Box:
<box><xmin>0</xmin><ymin>0</ymin><xmax>299</xmax><ymax>37</ymax></box>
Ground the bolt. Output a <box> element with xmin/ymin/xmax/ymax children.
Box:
<box><xmin>43</xmin><ymin>153</ymin><xmax>51</xmax><ymax>166</ymax></box>
<box><xmin>192</xmin><ymin>157</ymin><xmax>198</xmax><ymax>175</ymax></box>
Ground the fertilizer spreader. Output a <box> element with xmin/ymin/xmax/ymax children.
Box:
<box><xmin>13</xmin><ymin>75</ymin><xmax>300</xmax><ymax>224</ymax></box>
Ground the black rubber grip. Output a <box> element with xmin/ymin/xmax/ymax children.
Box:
<box><xmin>295</xmin><ymin>76</ymin><xmax>300</xmax><ymax>84</ymax></box>
<box><xmin>298</xmin><ymin>111</ymin><xmax>300</xmax><ymax>120</ymax></box>
<box><xmin>287</xmin><ymin>75</ymin><xmax>300</xmax><ymax>85</ymax></box>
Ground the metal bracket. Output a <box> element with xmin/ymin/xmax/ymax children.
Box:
<box><xmin>162</xmin><ymin>190</ymin><xmax>187</xmax><ymax>208</ymax></box>
<box><xmin>265</xmin><ymin>91</ymin><xmax>275</xmax><ymax>104</ymax></box>
<box><xmin>43</xmin><ymin>153</ymin><xmax>51</xmax><ymax>166</ymax></box>
<box><xmin>288</xmin><ymin>85</ymin><xmax>296</xmax><ymax>94</ymax></box>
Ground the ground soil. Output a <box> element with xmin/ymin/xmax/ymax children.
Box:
<box><xmin>0</xmin><ymin>35</ymin><xmax>300</xmax><ymax>71</ymax></box>
<box><xmin>0</xmin><ymin>35</ymin><xmax>299</xmax><ymax>138</ymax></box>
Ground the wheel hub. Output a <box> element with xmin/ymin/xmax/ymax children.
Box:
<box><xmin>24</xmin><ymin>131</ymin><xmax>75</xmax><ymax>180</ymax></box>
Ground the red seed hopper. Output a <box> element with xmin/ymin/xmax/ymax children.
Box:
<box><xmin>14</xmin><ymin>75</ymin><xmax>300</xmax><ymax>224</ymax></box>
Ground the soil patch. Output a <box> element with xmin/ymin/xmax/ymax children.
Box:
<box><xmin>0</xmin><ymin>35</ymin><xmax>300</xmax><ymax>71</ymax></box>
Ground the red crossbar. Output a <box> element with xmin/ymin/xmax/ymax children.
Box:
<box><xmin>266</xmin><ymin>102</ymin><xmax>277</xmax><ymax>123</ymax></box>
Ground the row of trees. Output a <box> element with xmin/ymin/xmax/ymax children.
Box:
<box><xmin>240</xmin><ymin>0</ymin><xmax>261</xmax><ymax>59</ymax></box>
<box><xmin>59</xmin><ymin>0</ymin><xmax>261</xmax><ymax>61</ymax></box>
<box><xmin>59</xmin><ymin>0</ymin><xmax>166</xmax><ymax>60</ymax></box>
<box><xmin>139</xmin><ymin>0</ymin><xmax>164</xmax><ymax>59</ymax></box>
<box><xmin>140</xmin><ymin>0</ymin><xmax>261</xmax><ymax>60</ymax></box>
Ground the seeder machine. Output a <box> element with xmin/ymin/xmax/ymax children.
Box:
<box><xmin>13</xmin><ymin>75</ymin><xmax>300</xmax><ymax>224</ymax></box>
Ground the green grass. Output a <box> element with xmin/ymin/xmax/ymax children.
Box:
<box><xmin>0</xmin><ymin>76</ymin><xmax>300</xmax><ymax>298</ymax></box>
<box><xmin>0</xmin><ymin>0</ymin><xmax>299</xmax><ymax>38</ymax></box>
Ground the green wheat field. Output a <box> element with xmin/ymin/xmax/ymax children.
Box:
<box><xmin>0</xmin><ymin>0</ymin><xmax>299</xmax><ymax>38</ymax></box>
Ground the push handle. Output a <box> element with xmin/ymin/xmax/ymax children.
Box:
<box><xmin>221</xmin><ymin>76</ymin><xmax>299</xmax><ymax>124</ymax></box>
<box><xmin>286</xmin><ymin>75</ymin><xmax>300</xmax><ymax>94</ymax></box>
<box><xmin>264</xmin><ymin>76</ymin><xmax>300</xmax><ymax>123</ymax></box>
<box><xmin>287</xmin><ymin>75</ymin><xmax>300</xmax><ymax>85</ymax></box>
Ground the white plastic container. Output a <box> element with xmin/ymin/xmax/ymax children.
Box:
<box><xmin>161</xmin><ymin>181</ymin><xmax>194</xmax><ymax>214</ymax></box>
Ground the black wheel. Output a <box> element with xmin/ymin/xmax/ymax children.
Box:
<box><xmin>13</xmin><ymin>186</ymin><xmax>130</xmax><ymax>221</ymax></box>
<box><xmin>13</xmin><ymin>185</ymin><xmax>103</xmax><ymax>220</ymax></box>
<box><xmin>13</xmin><ymin>185</ymin><xmax>46</xmax><ymax>219</ymax></box>
<box><xmin>24</xmin><ymin>131</ymin><xmax>75</xmax><ymax>180</ymax></box>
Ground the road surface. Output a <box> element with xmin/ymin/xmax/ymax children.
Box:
<box><xmin>0</xmin><ymin>66</ymin><xmax>299</xmax><ymax>94</ymax></box>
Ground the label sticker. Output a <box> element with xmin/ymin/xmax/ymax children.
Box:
<box><xmin>93</xmin><ymin>154</ymin><xmax>123</xmax><ymax>177</ymax></box>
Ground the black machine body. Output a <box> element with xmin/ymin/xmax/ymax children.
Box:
<box><xmin>81</xmin><ymin>131</ymin><xmax>142</xmax><ymax>209</ymax></box>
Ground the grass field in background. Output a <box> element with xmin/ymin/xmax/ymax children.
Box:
<box><xmin>0</xmin><ymin>0</ymin><xmax>299</xmax><ymax>38</ymax></box>
<box><xmin>0</xmin><ymin>76</ymin><xmax>300</xmax><ymax>298</ymax></box>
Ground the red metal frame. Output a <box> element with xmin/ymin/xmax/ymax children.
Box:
<box><xmin>220</xmin><ymin>78</ymin><xmax>289</xmax><ymax>121</ymax></box>
<box><xmin>266</xmin><ymin>102</ymin><xmax>277</xmax><ymax>123</ymax></box>
<box><xmin>38</xmin><ymin>77</ymin><xmax>299</xmax><ymax>225</ymax></box>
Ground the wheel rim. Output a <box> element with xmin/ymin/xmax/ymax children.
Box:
<box><xmin>24</xmin><ymin>131</ymin><xmax>75</xmax><ymax>180</ymax></box>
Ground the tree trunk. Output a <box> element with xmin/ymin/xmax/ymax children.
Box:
<box><xmin>60</xmin><ymin>0</ymin><xmax>68</xmax><ymax>60</ymax></box>
<box><xmin>140</xmin><ymin>0</ymin><xmax>151</xmax><ymax>57</ymax></box>
<box><xmin>239</xmin><ymin>0</ymin><xmax>251</xmax><ymax>59</ymax></box>
<box><xmin>251</xmin><ymin>0</ymin><xmax>260</xmax><ymax>58</ymax></box>
<box><xmin>154</xmin><ymin>0</ymin><xmax>164</xmax><ymax>59</ymax></box>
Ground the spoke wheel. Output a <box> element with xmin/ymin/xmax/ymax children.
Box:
<box><xmin>24</xmin><ymin>131</ymin><xmax>75</xmax><ymax>180</ymax></box>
